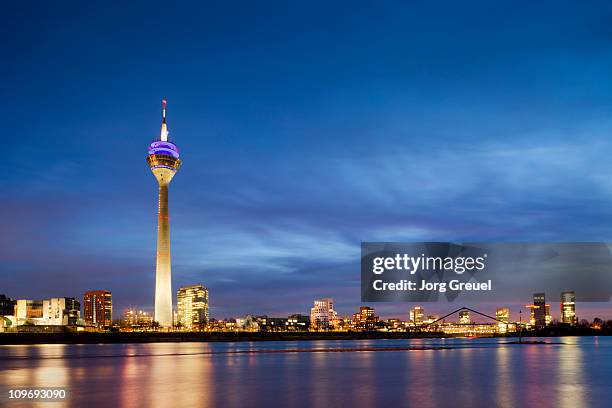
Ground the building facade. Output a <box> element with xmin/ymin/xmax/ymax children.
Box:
<box><xmin>286</xmin><ymin>314</ymin><xmax>310</xmax><ymax>331</ymax></box>
<box><xmin>0</xmin><ymin>294</ymin><xmax>15</xmax><ymax>316</ymax></box>
<box><xmin>458</xmin><ymin>310</ymin><xmax>471</xmax><ymax>324</ymax></box>
<box><xmin>15</xmin><ymin>299</ymin><xmax>44</xmax><ymax>325</ymax></box>
<box><xmin>176</xmin><ymin>285</ymin><xmax>209</xmax><ymax>330</ymax></box>
<box><xmin>560</xmin><ymin>291</ymin><xmax>577</xmax><ymax>325</ymax></box>
<box><xmin>496</xmin><ymin>307</ymin><xmax>510</xmax><ymax>333</ymax></box>
<box><xmin>122</xmin><ymin>309</ymin><xmax>153</xmax><ymax>328</ymax></box>
<box><xmin>43</xmin><ymin>298</ymin><xmax>80</xmax><ymax>326</ymax></box>
<box><xmin>84</xmin><ymin>290</ymin><xmax>112</xmax><ymax>328</ymax></box>
<box><xmin>310</xmin><ymin>298</ymin><xmax>337</xmax><ymax>330</ymax></box>
<box><xmin>409</xmin><ymin>306</ymin><xmax>424</xmax><ymax>325</ymax></box>
<box><xmin>352</xmin><ymin>306</ymin><xmax>379</xmax><ymax>330</ymax></box>
<box><xmin>533</xmin><ymin>293</ymin><xmax>547</xmax><ymax>329</ymax></box>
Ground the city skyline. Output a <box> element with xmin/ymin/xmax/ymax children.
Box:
<box><xmin>0</xmin><ymin>288</ymin><xmax>601</xmax><ymax>325</ymax></box>
<box><xmin>4</xmin><ymin>2</ymin><xmax>612</xmax><ymax>319</ymax></box>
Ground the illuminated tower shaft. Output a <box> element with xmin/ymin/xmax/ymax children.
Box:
<box><xmin>154</xmin><ymin>178</ymin><xmax>171</xmax><ymax>326</ymax></box>
<box><xmin>147</xmin><ymin>100</ymin><xmax>181</xmax><ymax>327</ymax></box>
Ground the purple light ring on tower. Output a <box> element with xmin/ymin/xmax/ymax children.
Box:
<box><xmin>148</xmin><ymin>141</ymin><xmax>180</xmax><ymax>158</ymax></box>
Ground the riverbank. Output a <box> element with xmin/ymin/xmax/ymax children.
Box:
<box><xmin>0</xmin><ymin>328</ymin><xmax>608</xmax><ymax>345</ymax></box>
<box><xmin>0</xmin><ymin>331</ymin><xmax>448</xmax><ymax>345</ymax></box>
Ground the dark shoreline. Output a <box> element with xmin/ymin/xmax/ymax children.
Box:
<box><xmin>0</xmin><ymin>332</ymin><xmax>443</xmax><ymax>345</ymax></box>
<box><xmin>0</xmin><ymin>329</ymin><xmax>608</xmax><ymax>345</ymax></box>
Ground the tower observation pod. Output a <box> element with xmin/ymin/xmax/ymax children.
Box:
<box><xmin>146</xmin><ymin>99</ymin><xmax>182</xmax><ymax>327</ymax></box>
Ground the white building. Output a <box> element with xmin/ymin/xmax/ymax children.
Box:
<box><xmin>310</xmin><ymin>298</ymin><xmax>337</xmax><ymax>330</ymax></box>
<box><xmin>15</xmin><ymin>299</ymin><xmax>45</xmax><ymax>326</ymax></box>
<box><xmin>43</xmin><ymin>298</ymin><xmax>81</xmax><ymax>326</ymax></box>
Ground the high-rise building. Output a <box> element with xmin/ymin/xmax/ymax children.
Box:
<box><xmin>458</xmin><ymin>310</ymin><xmax>471</xmax><ymax>324</ymax></box>
<box><xmin>561</xmin><ymin>291</ymin><xmax>577</xmax><ymax>325</ymax></box>
<box><xmin>176</xmin><ymin>285</ymin><xmax>209</xmax><ymax>330</ymax></box>
<box><xmin>84</xmin><ymin>290</ymin><xmax>112</xmax><ymax>328</ymax></box>
<box><xmin>43</xmin><ymin>298</ymin><xmax>80</xmax><ymax>326</ymax></box>
<box><xmin>533</xmin><ymin>293</ymin><xmax>546</xmax><ymax>329</ymax></box>
<box><xmin>409</xmin><ymin>306</ymin><xmax>424</xmax><ymax>325</ymax></box>
<box><xmin>310</xmin><ymin>298</ymin><xmax>337</xmax><ymax>330</ymax></box>
<box><xmin>0</xmin><ymin>295</ymin><xmax>15</xmax><ymax>316</ymax></box>
<box><xmin>147</xmin><ymin>100</ymin><xmax>182</xmax><ymax>327</ymax></box>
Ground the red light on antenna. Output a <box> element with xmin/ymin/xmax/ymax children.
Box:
<box><xmin>162</xmin><ymin>99</ymin><xmax>167</xmax><ymax>108</ymax></box>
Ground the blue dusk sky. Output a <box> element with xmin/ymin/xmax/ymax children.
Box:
<box><xmin>3</xmin><ymin>1</ymin><xmax>612</xmax><ymax>320</ymax></box>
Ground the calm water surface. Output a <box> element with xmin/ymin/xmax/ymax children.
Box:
<box><xmin>1</xmin><ymin>336</ymin><xmax>611</xmax><ymax>407</ymax></box>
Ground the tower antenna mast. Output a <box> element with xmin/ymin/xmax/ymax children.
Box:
<box><xmin>160</xmin><ymin>99</ymin><xmax>168</xmax><ymax>141</ymax></box>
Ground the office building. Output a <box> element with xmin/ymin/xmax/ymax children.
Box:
<box><xmin>310</xmin><ymin>298</ymin><xmax>337</xmax><ymax>330</ymax></box>
<box><xmin>286</xmin><ymin>314</ymin><xmax>310</xmax><ymax>331</ymax></box>
<box><xmin>496</xmin><ymin>307</ymin><xmax>510</xmax><ymax>333</ymax></box>
<box><xmin>176</xmin><ymin>284</ymin><xmax>209</xmax><ymax>330</ymax></box>
<box><xmin>409</xmin><ymin>306</ymin><xmax>424</xmax><ymax>325</ymax></box>
<box><xmin>496</xmin><ymin>307</ymin><xmax>510</xmax><ymax>323</ymax></box>
<box><xmin>0</xmin><ymin>294</ymin><xmax>15</xmax><ymax>316</ymax></box>
<box><xmin>533</xmin><ymin>293</ymin><xmax>547</xmax><ymax>329</ymax></box>
<box><xmin>84</xmin><ymin>290</ymin><xmax>112</xmax><ymax>328</ymax></box>
<box><xmin>458</xmin><ymin>310</ymin><xmax>471</xmax><ymax>324</ymax></box>
<box><xmin>122</xmin><ymin>309</ymin><xmax>153</xmax><ymax>328</ymax></box>
<box><xmin>15</xmin><ymin>299</ymin><xmax>44</xmax><ymax>325</ymax></box>
<box><xmin>352</xmin><ymin>306</ymin><xmax>379</xmax><ymax>330</ymax></box>
<box><xmin>561</xmin><ymin>291</ymin><xmax>577</xmax><ymax>325</ymax></box>
<box><xmin>43</xmin><ymin>297</ymin><xmax>80</xmax><ymax>326</ymax></box>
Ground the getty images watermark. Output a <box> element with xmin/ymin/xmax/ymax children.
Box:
<box><xmin>361</xmin><ymin>242</ymin><xmax>612</xmax><ymax>302</ymax></box>
<box><xmin>371</xmin><ymin>252</ymin><xmax>490</xmax><ymax>293</ymax></box>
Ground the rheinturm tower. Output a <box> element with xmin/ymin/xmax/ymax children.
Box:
<box><xmin>146</xmin><ymin>100</ymin><xmax>181</xmax><ymax>327</ymax></box>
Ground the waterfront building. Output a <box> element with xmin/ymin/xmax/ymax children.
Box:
<box><xmin>561</xmin><ymin>291</ymin><xmax>576</xmax><ymax>325</ymax></box>
<box><xmin>533</xmin><ymin>293</ymin><xmax>547</xmax><ymax>329</ymax></box>
<box><xmin>147</xmin><ymin>100</ymin><xmax>182</xmax><ymax>327</ymax></box>
<box><xmin>176</xmin><ymin>284</ymin><xmax>209</xmax><ymax>330</ymax></box>
<box><xmin>208</xmin><ymin>318</ymin><xmax>237</xmax><ymax>331</ymax></box>
<box><xmin>310</xmin><ymin>298</ymin><xmax>337</xmax><ymax>330</ymax></box>
<box><xmin>496</xmin><ymin>307</ymin><xmax>510</xmax><ymax>333</ymax></box>
<box><xmin>351</xmin><ymin>306</ymin><xmax>379</xmax><ymax>330</ymax></box>
<box><xmin>526</xmin><ymin>305</ymin><xmax>536</xmax><ymax>327</ymax></box>
<box><xmin>409</xmin><ymin>306</ymin><xmax>424</xmax><ymax>325</ymax></box>
<box><xmin>0</xmin><ymin>294</ymin><xmax>15</xmax><ymax>316</ymax></box>
<box><xmin>122</xmin><ymin>309</ymin><xmax>153</xmax><ymax>328</ymax></box>
<box><xmin>496</xmin><ymin>308</ymin><xmax>510</xmax><ymax>323</ymax></box>
<box><xmin>440</xmin><ymin>323</ymin><xmax>498</xmax><ymax>336</ymax></box>
<box><xmin>236</xmin><ymin>315</ymin><xmax>260</xmax><ymax>331</ymax></box>
<box><xmin>122</xmin><ymin>309</ymin><xmax>137</xmax><ymax>326</ymax></box>
<box><xmin>42</xmin><ymin>298</ymin><xmax>80</xmax><ymax>326</ymax></box>
<box><xmin>385</xmin><ymin>318</ymin><xmax>405</xmax><ymax>331</ymax></box>
<box><xmin>458</xmin><ymin>310</ymin><xmax>471</xmax><ymax>324</ymax></box>
<box><xmin>15</xmin><ymin>299</ymin><xmax>44</xmax><ymax>325</ymax></box>
<box><xmin>256</xmin><ymin>316</ymin><xmax>287</xmax><ymax>331</ymax></box>
<box><xmin>286</xmin><ymin>314</ymin><xmax>310</xmax><ymax>331</ymax></box>
<box><xmin>84</xmin><ymin>290</ymin><xmax>112</xmax><ymax>328</ymax></box>
<box><xmin>424</xmin><ymin>314</ymin><xmax>440</xmax><ymax>324</ymax></box>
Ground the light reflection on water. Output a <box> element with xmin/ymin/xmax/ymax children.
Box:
<box><xmin>0</xmin><ymin>337</ymin><xmax>610</xmax><ymax>407</ymax></box>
